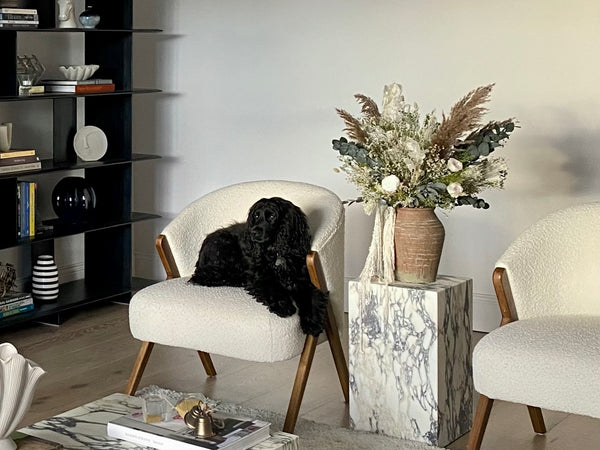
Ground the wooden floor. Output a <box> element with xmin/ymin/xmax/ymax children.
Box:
<box><xmin>1</xmin><ymin>301</ymin><xmax>598</xmax><ymax>450</ymax></box>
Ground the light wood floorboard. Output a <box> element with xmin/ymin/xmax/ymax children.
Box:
<box><xmin>1</xmin><ymin>302</ymin><xmax>598</xmax><ymax>449</ymax></box>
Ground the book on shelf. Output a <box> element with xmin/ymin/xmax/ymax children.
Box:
<box><xmin>0</xmin><ymin>8</ymin><xmax>38</xmax><ymax>14</ymax></box>
<box><xmin>42</xmin><ymin>78</ymin><xmax>113</xmax><ymax>86</ymax></box>
<box><xmin>44</xmin><ymin>83</ymin><xmax>116</xmax><ymax>94</ymax></box>
<box><xmin>0</xmin><ymin>155</ymin><xmax>39</xmax><ymax>166</ymax></box>
<box><xmin>0</xmin><ymin>291</ymin><xmax>33</xmax><ymax>306</ymax></box>
<box><xmin>0</xmin><ymin>303</ymin><xmax>34</xmax><ymax>319</ymax></box>
<box><xmin>0</xmin><ymin>149</ymin><xmax>36</xmax><ymax>159</ymax></box>
<box><xmin>0</xmin><ymin>294</ymin><xmax>33</xmax><ymax>313</ymax></box>
<box><xmin>0</xmin><ymin>13</ymin><xmax>38</xmax><ymax>20</ymax></box>
<box><xmin>16</xmin><ymin>181</ymin><xmax>36</xmax><ymax>238</ymax></box>
<box><xmin>0</xmin><ymin>19</ymin><xmax>38</xmax><ymax>24</ymax></box>
<box><xmin>0</xmin><ymin>161</ymin><xmax>41</xmax><ymax>174</ymax></box>
<box><xmin>0</xmin><ymin>22</ymin><xmax>37</xmax><ymax>28</ymax></box>
<box><xmin>0</xmin><ymin>296</ymin><xmax>33</xmax><ymax>312</ymax></box>
<box><xmin>107</xmin><ymin>408</ymin><xmax>271</xmax><ymax>450</ymax></box>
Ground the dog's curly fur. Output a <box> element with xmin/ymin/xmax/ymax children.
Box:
<box><xmin>189</xmin><ymin>197</ymin><xmax>327</xmax><ymax>336</ymax></box>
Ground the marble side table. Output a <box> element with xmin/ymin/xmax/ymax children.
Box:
<box><xmin>348</xmin><ymin>275</ymin><xmax>473</xmax><ymax>447</ymax></box>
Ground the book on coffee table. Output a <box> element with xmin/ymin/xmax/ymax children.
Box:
<box><xmin>18</xmin><ymin>393</ymin><xmax>298</xmax><ymax>450</ymax></box>
<box><xmin>108</xmin><ymin>409</ymin><xmax>270</xmax><ymax>450</ymax></box>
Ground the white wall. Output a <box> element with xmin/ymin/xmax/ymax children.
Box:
<box><xmin>131</xmin><ymin>0</ymin><xmax>599</xmax><ymax>331</ymax></box>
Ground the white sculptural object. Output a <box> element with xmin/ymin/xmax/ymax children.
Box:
<box><xmin>0</xmin><ymin>343</ymin><xmax>45</xmax><ymax>450</ymax></box>
<box><xmin>57</xmin><ymin>0</ymin><xmax>77</xmax><ymax>28</ymax></box>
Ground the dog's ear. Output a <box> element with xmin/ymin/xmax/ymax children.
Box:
<box><xmin>275</xmin><ymin>200</ymin><xmax>311</xmax><ymax>256</ymax></box>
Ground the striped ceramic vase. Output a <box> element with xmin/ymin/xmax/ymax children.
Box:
<box><xmin>32</xmin><ymin>255</ymin><xmax>59</xmax><ymax>302</ymax></box>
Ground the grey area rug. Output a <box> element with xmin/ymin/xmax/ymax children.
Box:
<box><xmin>137</xmin><ymin>385</ymin><xmax>446</xmax><ymax>450</ymax></box>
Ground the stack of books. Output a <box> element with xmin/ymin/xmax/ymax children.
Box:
<box><xmin>108</xmin><ymin>407</ymin><xmax>273</xmax><ymax>450</ymax></box>
<box><xmin>42</xmin><ymin>79</ymin><xmax>115</xmax><ymax>94</ymax></box>
<box><xmin>0</xmin><ymin>292</ymin><xmax>34</xmax><ymax>319</ymax></box>
<box><xmin>0</xmin><ymin>7</ymin><xmax>38</xmax><ymax>28</ymax></box>
<box><xmin>0</xmin><ymin>149</ymin><xmax>41</xmax><ymax>174</ymax></box>
<box><xmin>17</xmin><ymin>180</ymin><xmax>36</xmax><ymax>238</ymax></box>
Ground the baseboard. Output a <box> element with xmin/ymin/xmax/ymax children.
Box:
<box><xmin>16</xmin><ymin>261</ymin><xmax>84</xmax><ymax>289</ymax></box>
<box><xmin>472</xmin><ymin>292</ymin><xmax>501</xmax><ymax>332</ymax></box>
<box><xmin>133</xmin><ymin>251</ymin><xmax>162</xmax><ymax>280</ymax></box>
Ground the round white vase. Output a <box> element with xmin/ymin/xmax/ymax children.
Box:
<box><xmin>0</xmin><ymin>343</ymin><xmax>45</xmax><ymax>450</ymax></box>
<box><xmin>31</xmin><ymin>255</ymin><xmax>59</xmax><ymax>302</ymax></box>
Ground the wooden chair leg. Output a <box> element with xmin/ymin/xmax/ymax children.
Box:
<box><xmin>324</xmin><ymin>303</ymin><xmax>349</xmax><ymax>402</ymax></box>
<box><xmin>283</xmin><ymin>334</ymin><xmax>319</xmax><ymax>433</ymax></box>
<box><xmin>527</xmin><ymin>405</ymin><xmax>546</xmax><ymax>434</ymax></box>
<box><xmin>197</xmin><ymin>351</ymin><xmax>217</xmax><ymax>376</ymax></box>
<box><xmin>467</xmin><ymin>394</ymin><xmax>494</xmax><ymax>450</ymax></box>
<box><xmin>125</xmin><ymin>341</ymin><xmax>154</xmax><ymax>395</ymax></box>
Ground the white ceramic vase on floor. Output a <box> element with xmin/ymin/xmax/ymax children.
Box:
<box><xmin>0</xmin><ymin>343</ymin><xmax>45</xmax><ymax>450</ymax></box>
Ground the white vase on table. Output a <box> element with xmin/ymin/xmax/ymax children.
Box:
<box><xmin>0</xmin><ymin>343</ymin><xmax>45</xmax><ymax>450</ymax></box>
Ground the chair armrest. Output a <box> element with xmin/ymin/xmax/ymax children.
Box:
<box><xmin>492</xmin><ymin>267</ymin><xmax>517</xmax><ymax>326</ymax></box>
<box><xmin>306</xmin><ymin>251</ymin><xmax>328</xmax><ymax>292</ymax></box>
<box><xmin>156</xmin><ymin>234</ymin><xmax>181</xmax><ymax>279</ymax></box>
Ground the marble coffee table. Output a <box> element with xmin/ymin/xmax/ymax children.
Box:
<box><xmin>18</xmin><ymin>393</ymin><xmax>296</xmax><ymax>450</ymax></box>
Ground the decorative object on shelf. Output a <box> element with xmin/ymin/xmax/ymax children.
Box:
<box><xmin>0</xmin><ymin>342</ymin><xmax>45</xmax><ymax>450</ymax></box>
<box><xmin>0</xmin><ymin>122</ymin><xmax>11</xmax><ymax>151</ymax></box>
<box><xmin>16</xmin><ymin>55</ymin><xmax>45</xmax><ymax>96</ymax></box>
<box><xmin>0</xmin><ymin>261</ymin><xmax>16</xmax><ymax>298</ymax></box>
<box><xmin>31</xmin><ymin>255</ymin><xmax>59</xmax><ymax>302</ymax></box>
<box><xmin>58</xmin><ymin>64</ymin><xmax>99</xmax><ymax>81</ymax></box>
<box><xmin>56</xmin><ymin>0</ymin><xmax>77</xmax><ymax>28</ymax></box>
<box><xmin>51</xmin><ymin>176</ymin><xmax>97</xmax><ymax>223</ymax></box>
<box><xmin>73</xmin><ymin>125</ymin><xmax>107</xmax><ymax>161</ymax></box>
<box><xmin>78</xmin><ymin>5</ymin><xmax>100</xmax><ymax>28</ymax></box>
<box><xmin>333</xmin><ymin>82</ymin><xmax>517</xmax><ymax>283</ymax></box>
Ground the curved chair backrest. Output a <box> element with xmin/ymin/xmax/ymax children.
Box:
<box><xmin>496</xmin><ymin>202</ymin><xmax>600</xmax><ymax>320</ymax></box>
<box><xmin>161</xmin><ymin>180</ymin><xmax>345</xmax><ymax>321</ymax></box>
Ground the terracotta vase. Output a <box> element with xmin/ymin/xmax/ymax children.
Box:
<box><xmin>394</xmin><ymin>207</ymin><xmax>445</xmax><ymax>283</ymax></box>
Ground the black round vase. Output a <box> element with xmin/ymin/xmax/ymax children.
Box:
<box><xmin>79</xmin><ymin>6</ymin><xmax>101</xmax><ymax>29</ymax></box>
<box><xmin>52</xmin><ymin>177</ymin><xmax>97</xmax><ymax>223</ymax></box>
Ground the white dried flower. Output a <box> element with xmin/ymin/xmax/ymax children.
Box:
<box><xmin>381</xmin><ymin>175</ymin><xmax>401</xmax><ymax>193</ymax></box>
<box><xmin>447</xmin><ymin>158</ymin><xmax>463</xmax><ymax>172</ymax></box>
<box><xmin>381</xmin><ymin>83</ymin><xmax>405</xmax><ymax>122</ymax></box>
<box><xmin>446</xmin><ymin>182</ymin><xmax>464</xmax><ymax>198</ymax></box>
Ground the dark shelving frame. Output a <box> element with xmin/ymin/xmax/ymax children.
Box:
<box><xmin>0</xmin><ymin>0</ymin><xmax>161</xmax><ymax>329</ymax></box>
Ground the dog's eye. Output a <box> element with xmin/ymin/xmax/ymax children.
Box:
<box><xmin>266</xmin><ymin>212</ymin><xmax>277</xmax><ymax>222</ymax></box>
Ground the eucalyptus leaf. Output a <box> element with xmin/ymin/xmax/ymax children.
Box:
<box><xmin>478</xmin><ymin>142</ymin><xmax>490</xmax><ymax>156</ymax></box>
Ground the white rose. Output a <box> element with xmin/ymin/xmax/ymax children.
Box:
<box><xmin>447</xmin><ymin>158</ymin><xmax>463</xmax><ymax>172</ymax></box>
<box><xmin>381</xmin><ymin>175</ymin><xmax>401</xmax><ymax>193</ymax></box>
<box><xmin>447</xmin><ymin>182</ymin><xmax>464</xmax><ymax>198</ymax></box>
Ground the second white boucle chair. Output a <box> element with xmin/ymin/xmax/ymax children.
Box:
<box><xmin>125</xmin><ymin>180</ymin><xmax>349</xmax><ymax>433</ymax></box>
<box><xmin>467</xmin><ymin>202</ymin><xmax>600</xmax><ymax>450</ymax></box>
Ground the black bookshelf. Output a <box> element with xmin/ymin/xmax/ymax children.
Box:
<box><xmin>0</xmin><ymin>0</ymin><xmax>161</xmax><ymax>328</ymax></box>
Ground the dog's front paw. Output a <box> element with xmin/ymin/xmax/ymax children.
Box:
<box><xmin>268</xmin><ymin>301</ymin><xmax>296</xmax><ymax>317</ymax></box>
<box><xmin>300</xmin><ymin>316</ymin><xmax>324</xmax><ymax>336</ymax></box>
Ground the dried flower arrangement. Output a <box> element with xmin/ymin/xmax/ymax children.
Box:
<box><xmin>332</xmin><ymin>83</ymin><xmax>517</xmax><ymax>213</ymax></box>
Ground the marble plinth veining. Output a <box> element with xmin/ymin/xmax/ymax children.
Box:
<box><xmin>348</xmin><ymin>276</ymin><xmax>473</xmax><ymax>447</ymax></box>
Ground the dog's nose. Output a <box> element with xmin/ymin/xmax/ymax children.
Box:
<box><xmin>251</xmin><ymin>228</ymin><xmax>266</xmax><ymax>241</ymax></box>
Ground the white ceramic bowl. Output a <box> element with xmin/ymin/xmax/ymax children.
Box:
<box><xmin>59</xmin><ymin>64</ymin><xmax>100</xmax><ymax>81</ymax></box>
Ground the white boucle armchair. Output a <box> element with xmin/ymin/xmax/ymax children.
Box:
<box><xmin>125</xmin><ymin>180</ymin><xmax>348</xmax><ymax>433</ymax></box>
<box><xmin>467</xmin><ymin>202</ymin><xmax>600</xmax><ymax>450</ymax></box>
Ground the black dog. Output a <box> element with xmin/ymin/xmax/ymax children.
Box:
<box><xmin>189</xmin><ymin>197</ymin><xmax>327</xmax><ymax>336</ymax></box>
